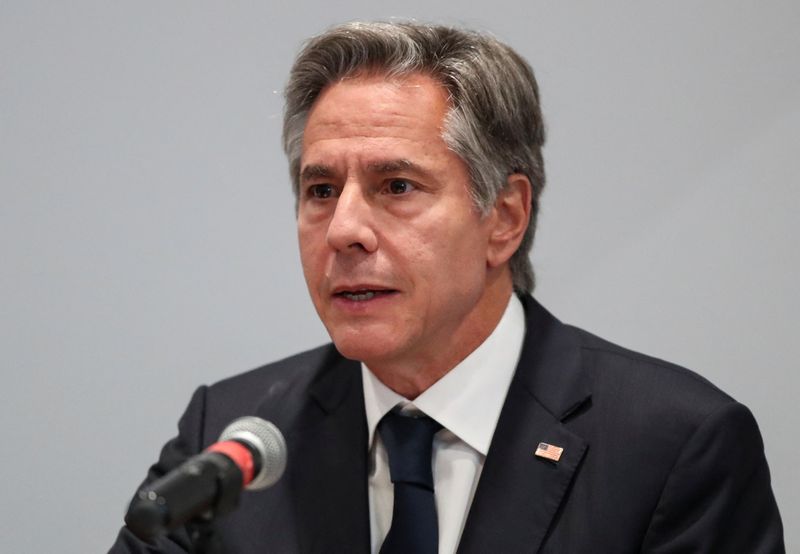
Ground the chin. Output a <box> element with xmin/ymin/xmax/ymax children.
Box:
<box><xmin>331</xmin><ymin>339</ymin><xmax>387</xmax><ymax>364</ymax></box>
<box><xmin>328</xmin><ymin>331</ymin><xmax>400</xmax><ymax>365</ymax></box>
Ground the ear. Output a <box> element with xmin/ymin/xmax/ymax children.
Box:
<box><xmin>486</xmin><ymin>173</ymin><xmax>532</xmax><ymax>268</ymax></box>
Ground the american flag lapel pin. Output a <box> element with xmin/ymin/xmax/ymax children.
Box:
<box><xmin>535</xmin><ymin>442</ymin><xmax>564</xmax><ymax>462</ymax></box>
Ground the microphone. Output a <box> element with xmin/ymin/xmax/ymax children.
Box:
<box><xmin>125</xmin><ymin>416</ymin><xmax>287</xmax><ymax>541</ymax></box>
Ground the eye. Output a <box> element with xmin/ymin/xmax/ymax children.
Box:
<box><xmin>308</xmin><ymin>184</ymin><xmax>335</xmax><ymax>199</ymax></box>
<box><xmin>386</xmin><ymin>179</ymin><xmax>415</xmax><ymax>195</ymax></box>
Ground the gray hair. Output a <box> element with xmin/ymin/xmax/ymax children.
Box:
<box><xmin>282</xmin><ymin>21</ymin><xmax>546</xmax><ymax>293</ymax></box>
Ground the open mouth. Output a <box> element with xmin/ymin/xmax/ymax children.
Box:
<box><xmin>334</xmin><ymin>289</ymin><xmax>396</xmax><ymax>301</ymax></box>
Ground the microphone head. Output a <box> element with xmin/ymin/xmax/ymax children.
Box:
<box><xmin>219</xmin><ymin>416</ymin><xmax>287</xmax><ymax>490</ymax></box>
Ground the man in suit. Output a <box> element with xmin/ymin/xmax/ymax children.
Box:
<box><xmin>111</xmin><ymin>22</ymin><xmax>784</xmax><ymax>553</ymax></box>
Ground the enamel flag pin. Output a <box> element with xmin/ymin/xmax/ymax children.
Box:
<box><xmin>535</xmin><ymin>442</ymin><xmax>564</xmax><ymax>462</ymax></box>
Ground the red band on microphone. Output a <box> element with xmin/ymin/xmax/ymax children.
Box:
<box><xmin>206</xmin><ymin>441</ymin><xmax>255</xmax><ymax>486</ymax></box>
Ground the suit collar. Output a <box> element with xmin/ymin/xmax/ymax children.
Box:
<box><xmin>308</xmin><ymin>345</ymin><xmax>361</xmax><ymax>414</ymax></box>
<box><xmin>284</xmin><ymin>349</ymin><xmax>372</xmax><ymax>554</ymax></box>
<box><xmin>360</xmin><ymin>294</ymin><xmax>526</xmax><ymax>456</ymax></box>
<box><xmin>305</xmin><ymin>295</ymin><xmax>590</xmax><ymax>420</ymax></box>
<box><xmin>284</xmin><ymin>296</ymin><xmax>592</xmax><ymax>554</ymax></box>
<box><xmin>515</xmin><ymin>294</ymin><xmax>591</xmax><ymax>421</ymax></box>
<box><xmin>458</xmin><ymin>294</ymin><xmax>591</xmax><ymax>554</ymax></box>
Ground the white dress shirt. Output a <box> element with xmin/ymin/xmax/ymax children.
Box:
<box><xmin>361</xmin><ymin>294</ymin><xmax>525</xmax><ymax>554</ymax></box>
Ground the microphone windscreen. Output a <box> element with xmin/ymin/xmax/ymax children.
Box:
<box><xmin>219</xmin><ymin>416</ymin><xmax>287</xmax><ymax>490</ymax></box>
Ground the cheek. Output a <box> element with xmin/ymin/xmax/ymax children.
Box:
<box><xmin>434</xmin><ymin>214</ymin><xmax>488</xmax><ymax>258</ymax></box>
<box><xmin>406</xmin><ymin>226</ymin><xmax>487</xmax><ymax>290</ymax></box>
<box><xmin>297</xmin><ymin>226</ymin><xmax>326</xmax><ymax>287</ymax></box>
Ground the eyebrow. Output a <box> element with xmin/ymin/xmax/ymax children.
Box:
<box><xmin>301</xmin><ymin>159</ymin><xmax>424</xmax><ymax>182</ymax></box>
<box><xmin>365</xmin><ymin>159</ymin><xmax>415</xmax><ymax>174</ymax></box>
<box><xmin>300</xmin><ymin>164</ymin><xmax>334</xmax><ymax>182</ymax></box>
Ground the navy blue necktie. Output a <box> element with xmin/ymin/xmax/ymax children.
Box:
<box><xmin>378</xmin><ymin>410</ymin><xmax>443</xmax><ymax>554</ymax></box>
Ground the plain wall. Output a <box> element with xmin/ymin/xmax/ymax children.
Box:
<box><xmin>1</xmin><ymin>1</ymin><xmax>797</xmax><ymax>552</ymax></box>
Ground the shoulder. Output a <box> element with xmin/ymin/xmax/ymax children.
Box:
<box><xmin>572</xmin><ymin>325</ymin><xmax>732</xmax><ymax>402</ymax></box>
<box><xmin>518</xmin><ymin>300</ymin><xmax>783</xmax><ymax>550</ymax></box>
<box><xmin>518</xmin><ymin>295</ymin><xmax>738</xmax><ymax>427</ymax></box>
<box><xmin>557</xmin><ymin>323</ymin><xmax>755</xmax><ymax>468</ymax></box>
<box><xmin>565</xmin><ymin>325</ymin><xmax>733</xmax><ymax>406</ymax></box>
<box><xmin>196</xmin><ymin>343</ymin><xmax>346</xmax><ymax>434</ymax></box>
<box><xmin>210</xmin><ymin>343</ymin><xmax>339</xmax><ymax>397</ymax></box>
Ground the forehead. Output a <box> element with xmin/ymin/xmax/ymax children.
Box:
<box><xmin>301</xmin><ymin>73</ymin><xmax>451</xmax><ymax>151</ymax></box>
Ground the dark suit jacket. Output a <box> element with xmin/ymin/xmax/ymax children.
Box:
<box><xmin>111</xmin><ymin>296</ymin><xmax>784</xmax><ymax>553</ymax></box>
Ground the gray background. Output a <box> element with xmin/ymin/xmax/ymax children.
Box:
<box><xmin>2</xmin><ymin>1</ymin><xmax>797</xmax><ymax>552</ymax></box>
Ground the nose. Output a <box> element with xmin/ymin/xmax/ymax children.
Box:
<box><xmin>326</xmin><ymin>183</ymin><xmax>378</xmax><ymax>253</ymax></box>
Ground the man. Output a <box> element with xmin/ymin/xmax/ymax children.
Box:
<box><xmin>111</xmin><ymin>22</ymin><xmax>784</xmax><ymax>553</ymax></box>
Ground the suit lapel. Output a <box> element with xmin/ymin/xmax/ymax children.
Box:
<box><xmin>277</xmin><ymin>348</ymin><xmax>371</xmax><ymax>554</ymax></box>
<box><xmin>458</xmin><ymin>296</ymin><xmax>591</xmax><ymax>554</ymax></box>
<box><xmin>261</xmin><ymin>297</ymin><xmax>589</xmax><ymax>553</ymax></box>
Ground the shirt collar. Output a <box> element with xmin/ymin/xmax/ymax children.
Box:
<box><xmin>361</xmin><ymin>294</ymin><xmax>525</xmax><ymax>456</ymax></box>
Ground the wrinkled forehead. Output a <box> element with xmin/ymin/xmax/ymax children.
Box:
<box><xmin>302</xmin><ymin>73</ymin><xmax>451</xmax><ymax>145</ymax></box>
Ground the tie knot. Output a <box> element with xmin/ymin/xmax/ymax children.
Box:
<box><xmin>378</xmin><ymin>411</ymin><xmax>442</xmax><ymax>490</ymax></box>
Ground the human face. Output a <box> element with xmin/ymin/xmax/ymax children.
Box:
<box><xmin>297</xmin><ymin>74</ymin><xmax>508</xmax><ymax>376</ymax></box>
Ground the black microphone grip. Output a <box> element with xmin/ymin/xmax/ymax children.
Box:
<box><xmin>125</xmin><ymin>451</ymin><xmax>244</xmax><ymax>541</ymax></box>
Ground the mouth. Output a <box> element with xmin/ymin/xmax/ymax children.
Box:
<box><xmin>333</xmin><ymin>288</ymin><xmax>397</xmax><ymax>302</ymax></box>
